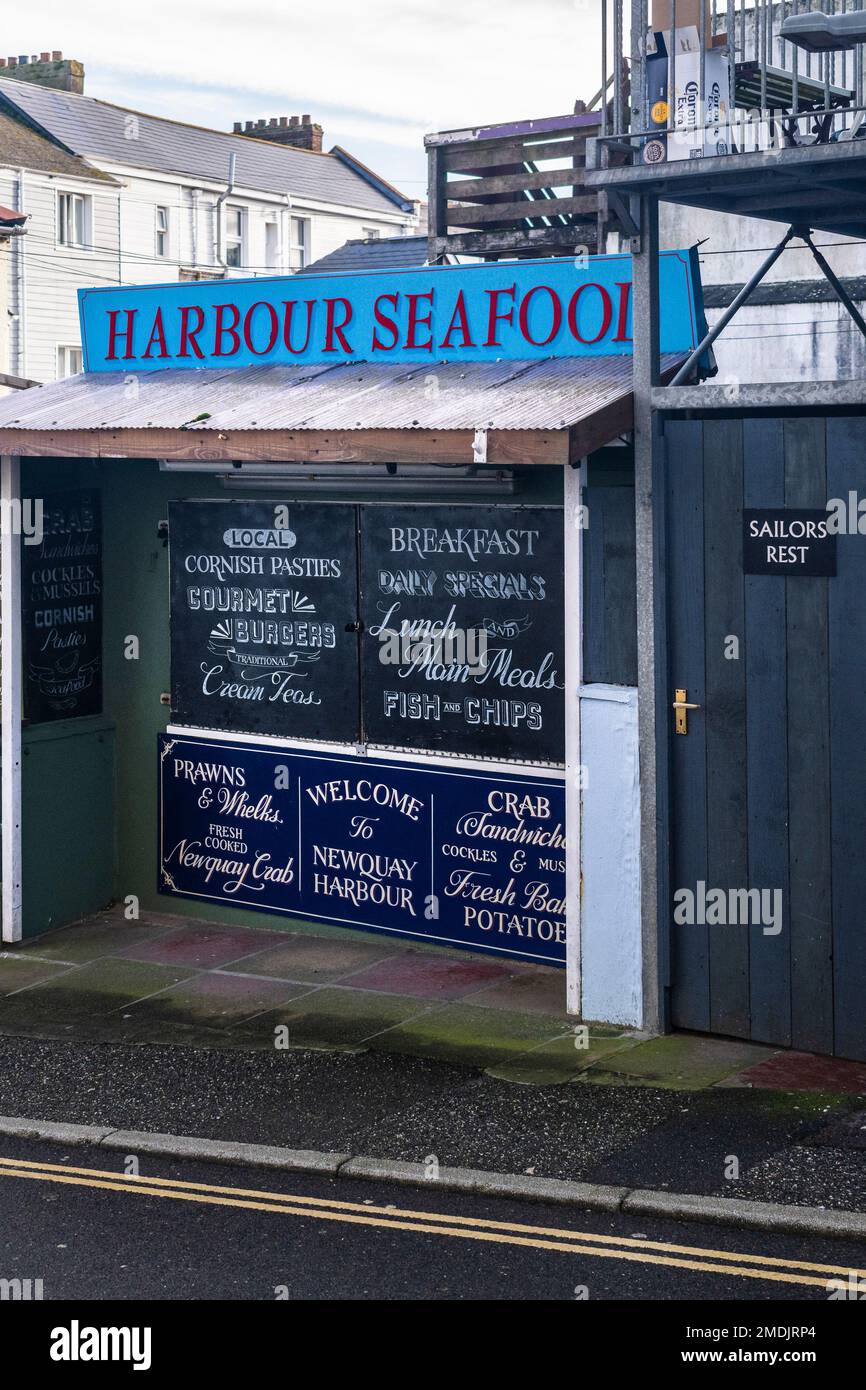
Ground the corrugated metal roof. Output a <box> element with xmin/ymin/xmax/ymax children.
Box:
<box><xmin>0</xmin><ymin>356</ymin><xmax>681</xmax><ymax>434</ymax></box>
<box><xmin>303</xmin><ymin>235</ymin><xmax>430</xmax><ymax>275</ymax></box>
<box><xmin>0</xmin><ymin>77</ymin><xmax>407</xmax><ymax>214</ymax></box>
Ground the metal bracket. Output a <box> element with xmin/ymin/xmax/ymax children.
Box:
<box><xmin>606</xmin><ymin>189</ymin><xmax>641</xmax><ymax>241</ymax></box>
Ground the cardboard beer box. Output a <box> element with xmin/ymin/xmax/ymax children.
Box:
<box><xmin>669</xmin><ymin>35</ymin><xmax>732</xmax><ymax>160</ymax></box>
<box><xmin>643</xmin><ymin>30</ymin><xmax>669</xmax><ymax>166</ymax></box>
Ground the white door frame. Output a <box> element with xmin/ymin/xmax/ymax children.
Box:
<box><xmin>1</xmin><ymin>453</ymin><xmax>23</xmax><ymax>942</ymax></box>
<box><xmin>564</xmin><ymin>458</ymin><xmax>585</xmax><ymax>1015</ymax></box>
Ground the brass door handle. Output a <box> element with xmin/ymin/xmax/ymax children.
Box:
<box><xmin>673</xmin><ymin>687</ymin><xmax>700</xmax><ymax>735</ymax></box>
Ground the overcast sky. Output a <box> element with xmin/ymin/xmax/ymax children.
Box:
<box><xmin>11</xmin><ymin>0</ymin><xmax>603</xmax><ymax>196</ymax></box>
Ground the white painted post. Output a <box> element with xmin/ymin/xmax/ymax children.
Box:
<box><xmin>564</xmin><ymin>459</ymin><xmax>585</xmax><ymax>1015</ymax></box>
<box><xmin>1</xmin><ymin>454</ymin><xmax>23</xmax><ymax>942</ymax></box>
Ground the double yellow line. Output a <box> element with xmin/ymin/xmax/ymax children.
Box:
<box><xmin>0</xmin><ymin>1152</ymin><xmax>862</xmax><ymax>1291</ymax></box>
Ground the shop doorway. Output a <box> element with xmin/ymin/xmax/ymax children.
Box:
<box><xmin>665</xmin><ymin>414</ymin><xmax>866</xmax><ymax>1062</ymax></box>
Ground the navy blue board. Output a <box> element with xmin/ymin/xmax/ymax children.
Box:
<box><xmin>158</xmin><ymin>734</ymin><xmax>566</xmax><ymax>966</ymax></box>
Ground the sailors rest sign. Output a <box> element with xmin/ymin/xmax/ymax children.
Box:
<box><xmin>78</xmin><ymin>251</ymin><xmax>706</xmax><ymax>372</ymax></box>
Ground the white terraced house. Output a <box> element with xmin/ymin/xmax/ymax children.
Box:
<box><xmin>0</xmin><ymin>51</ymin><xmax>418</xmax><ymax>385</ymax></box>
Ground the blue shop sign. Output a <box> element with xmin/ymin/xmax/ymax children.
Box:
<box><xmin>158</xmin><ymin>734</ymin><xmax>566</xmax><ymax>965</ymax></box>
<box><xmin>81</xmin><ymin>250</ymin><xmax>706</xmax><ymax>372</ymax></box>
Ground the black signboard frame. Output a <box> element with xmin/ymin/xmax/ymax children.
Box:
<box><xmin>743</xmin><ymin>508</ymin><xmax>837</xmax><ymax>577</ymax></box>
<box><xmin>359</xmin><ymin>503</ymin><xmax>565</xmax><ymax>762</ymax></box>
<box><xmin>169</xmin><ymin>499</ymin><xmax>361</xmax><ymax>741</ymax></box>
<box><xmin>22</xmin><ymin>487</ymin><xmax>103</xmax><ymax>724</ymax></box>
<box><xmin>168</xmin><ymin>499</ymin><xmax>566</xmax><ymax>764</ymax></box>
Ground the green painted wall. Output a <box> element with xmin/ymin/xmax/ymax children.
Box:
<box><xmin>22</xmin><ymin>457</ymin><xmax>563</xmax><ymax>937</ymax></box>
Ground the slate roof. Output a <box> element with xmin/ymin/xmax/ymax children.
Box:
<box><xmin>303</xmin><ymin>234</ymin><xmax>430</xmax><ymax>274</ymax></box>
<box><xmin>0</xmin><ymin>104</ymin><xmax>117</xmax><ymax>182</ymax></box>
<box><xmin>0</xmin><ymin>76</ymin><xmax>410</xmax><ymax>213</ymax></box>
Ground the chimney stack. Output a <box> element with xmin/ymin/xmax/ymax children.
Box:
<box><xmin>232</xmin><ymin>113</ymin><xmax>323</xmax><ymax>153</ymax></box>
<box><xmin>0</xmin><ymin>50</ymin><xmax>84</xmax><ymax>93</ymax></box>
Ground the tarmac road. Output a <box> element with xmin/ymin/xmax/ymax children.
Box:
<box><xmin>1</xmin><ymin>1135</ymin><xmax>865</xmax><ymax>1304</ymax></box>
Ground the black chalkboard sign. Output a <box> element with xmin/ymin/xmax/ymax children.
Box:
<box><xmin>169</xmin><ymin>500</ymin><xmax>360</xmax><ymax>740</ymax></box>
<box><xmin>743</xmin><ymin>508</ymin><xmax>836</xmax><ymax>576</ymax></box>
<box><xmin>23</xmin><ymin>488</ymin><xmax>102</xmax><ymax>724</ymax></box>
<box><xmin>359</xmin><ymin>504</ymin><xmax>565</xmax><ymax>761</ymax></box>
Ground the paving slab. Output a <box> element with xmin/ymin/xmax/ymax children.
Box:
<box><xmin>229</xmin><ymin>934</ymin><xmax>403</xmax><ymax>984</ymax></box>
<box><xmin>0</xmin><ymin>954</ymin><xmax>74</xmax><ymax>994</ymax></box>
<box><xmin>344</xmin><ymin>952</ymin><xmax>512</xmax><ymax>1001</ymax></box>
<box><xmin>579</xmin><ymin>1032</ymin><xmax>780</xmax><ymax>1089</ymax></box>
<box><xmin>232</xmin><ymin>986</ymin><xmax>434</xmax><ymax>1050</ymax></box>
<box><xmin>367</xmin><ymin>1001</ymin><xmax>571</xmax><ymax>1067</ymax></box>
<box><xmin>486</xmin><ymin>1030</ymin><xmax>641</xmax><ymax>1085</ymax></box>
<box><xmin>465</xmin><ymin>967</ymin><xmax>569</xmax><ymax>1017</ymax></box>
<box><xmin>6</xmin><ymin>918</ymin><xmax>174</xmax><ymax>965</ymax></box>
<box><xmin>0</xmin><ymin>959</ymin><xmax>197</xmax><ymax>1032</ymax></box>
<box><xmin>727</xmin><ymin>1049</ymin><xmax>866</xmax><ymax>1094</ymax></box>
<box><xmin>121</xmin><ymin>972</ymin><xmax>311</xmax><ymax>1031</ymax></box>
<box><xmin>115</xmin><ymin>924</ymin><xmax>288</xmax><ymax>970</ymax></box>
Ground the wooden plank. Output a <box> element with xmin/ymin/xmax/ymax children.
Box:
<box><xmin>743</xmin><ymin>418</ymin><xmax>791</xmax><ymax>1047</ymax></box>
<box><xmin>426</xmin><ymin>114</ymin><xmax>600</xmax><ymax>149</ymax></box>
<box><xmin>426</xmin><ymin>143</ymin><xmax>447</xmax><ymax>262</ymax></box>
<box><xmin>703</xmin><ymin>419</ymin><xmax>750</xmax><ymax>1038</ymax></box>
<box><xmin>827</xmin><ymin>417</ymin><xmax>866</xmax><ymax>1060</ymax></box>
<box><xmin>667</xmin><ymin>421</ymin><xmax>711</xmax><ymax>1032</ymax></box>
<box><xmin>568</xmin><ymin>394</ymin><xmax>633</xmax><ymax>464</ymax></box>
<box><xmin>582</xmin><ymin>486</ymin><xmax>637</xmax><ymax>686</ymax></box>
<box><xmin>447</xmin><ymin>194</ymin><xmax>598</xmax><ymax>227</ymax></box>
<box><xmin>0</xmin><ymin>427</ymin><xmax>571</xmax><ymax>467</ymax></box>
<box><xmin>442</xmin><ymin>135</ymin><xmax>588</xmax><ymax>174</ymax></box>
<box><xmin>446</xmin><ymin>169</ymin><xmax>588</xmax><ymax>199</ymax></box>
<box><xmin>784</xmin><ymin>416</ymin><xmax>834</xmax><ymax>1056</ymax></box>
<box><xmin>430</xmin><ymin>225</ymin><xmax>600</xmax><ymax>259</ymax></box>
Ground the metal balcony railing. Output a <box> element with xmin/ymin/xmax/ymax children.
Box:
<box><xmin>600</xmin><ymin>0</ymin><xmax>865</xmax><ymax>150</ymax></box>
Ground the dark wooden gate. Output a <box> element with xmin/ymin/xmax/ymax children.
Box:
<box><xmin>665</xmin><ymin>414</ymin><xmax>866</xmax><ymax>1062</ymax></box>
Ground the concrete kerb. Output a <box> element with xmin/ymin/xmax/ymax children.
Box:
<box><xmin>1</xmin><ymin>1114</ymin><xmax>865</xmax><ymax>1242</ymax></box>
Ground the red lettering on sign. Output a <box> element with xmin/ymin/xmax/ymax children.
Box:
<box><xmin>282</xmin><ymin>300</ymin><xmax>315</xmax><ymax>355</ymax></box>
<box><xmin>440</xmin><ymin>290</ymin><xmax>475</xmax><ymax>350</ymax></box>
<box><xmin>324</xmin><ymin>297</ymin><xmax>353</xmax><ymax>354</ymax></box>
<box><xmin>213</xmin><ymin>303</ymin><xmax>241</xmax><ymax>356</ymax></box>
<box><xmin>142</xmin><ymin>307</ymin><xmax>168</xmax><ymax>360</ymax></box>
<box><xmin>372</xmin><ymin>293</ymin><xmax>400</xmax><ymax>351</ymax></box>
<box><xmin>518</xmin><ymin>285</ymin><xmax>562</xmax><ymax>347</ymax></box>
<box><xmin>243</xmin><ymin>301</ymin><xmax>279</xmax><ymax>356</ymax></box>
<box><xmin>406</xmin><ymin>291</ymin><xmax>434</xmax><ymax>352</ymax></box>
<box><xmin>613</xmin><ymin>282</ymin><xmax>632</xmax><ymax>343</ymax></box>
<box><xmin>106</xmin><ymin>308</ymin><xmax>137</xmax><ymax>361</ymax></box>
<box><xmin>178</xmin><ymin>305</ymin><xmax>206</xmax><ymax>359</ymax></box>
<box><xmin>484</xmin><ymin>285</ymin><xmax>517</xmax><ymax>347</ymax></box>
<box><xmin>567</xmin><ymin>284</ymin><xmax>613</xmax><ymax>345</ymax></box>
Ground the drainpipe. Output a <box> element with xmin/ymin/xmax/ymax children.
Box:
<box><xmin>214</xmin><ymin>153</ymin><xmax>237</xmax><ymax>269</ymax></box>
<box><xmin>283</xmin><ymin>191</ymin><xmax>293</xmax><ymax>271</ymax></box>
<box><xmin>190</xmin><ymin>187</ymin><xmax>200</xmax><ymax>268</ymax></box>
<box><xmin>14</xmin><ymin>168</ymin><xmax>26</xmax><ymax>377</ymax></box>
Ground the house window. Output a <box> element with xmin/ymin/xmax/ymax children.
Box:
<box><xmin>57</xmin><ymin>192</ymin><xmax>91</xmax><ymax>248</ymax></box>
<box><xmin>288</xmin><ymin>216</ymin><xmax>309</xmax><ymax>271</ymax></box>
<box><xmin>363</xmin><ymin>227</ymin><xmax>381</xmax><ymax>240</ymax></box>
<box><xmin>225</xmin><ymin>205</ymin><xmax>246</xmax><ymax>268</ymax></box>
<box><xmin>155</xmin><ymin>205</ymin><xmax>169</xmax><ymax>258</ymax></box>
<box><xmin>264</xmin><ymin>219</ymin><xmax>280</xmax><ymax>270</ymax></box>
<box><xmin>57</xmin><ymin>345</ymin><xmax>84</xmax><ymax>377</ymax></box>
